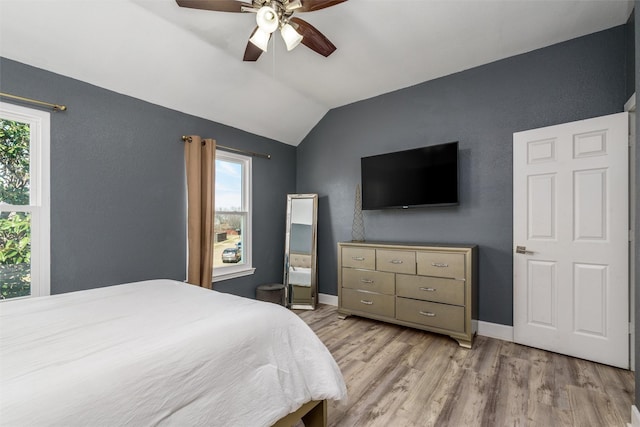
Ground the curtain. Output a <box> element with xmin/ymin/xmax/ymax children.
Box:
<box><xmin>184</xmin><ymin>135</ymin><xmax>216</xmax><ymax>288</ymax></box>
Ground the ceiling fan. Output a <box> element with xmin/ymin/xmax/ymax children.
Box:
<box><xmin>176</xmin><ymin>0</ymin><xmax>347</xmax><ymax>61</ymax></box>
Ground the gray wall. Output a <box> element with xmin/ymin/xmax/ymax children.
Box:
<box><xmin>0</xmin><ymin>57</ymin><xmax>296</xmax><ymax>299</ymax></box>
<box><xmin>297</xmin><ymin>25</ymin><xmax>629</xmax><ymax>326</ymax></box>
<box><xmin>290</xmin><ymin>223</ymin><xmax>313</xmax><ymax>254</ymax></box>
<box><xmin>634</xmin><ymin>0</ymin><xmax>640</xmax><ymax>409</ymax></box>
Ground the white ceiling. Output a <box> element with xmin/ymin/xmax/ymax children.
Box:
<box><xmin>0</xmin><ymin>0</ymin><xmax>633</xmax><ymax>145</ymax></box>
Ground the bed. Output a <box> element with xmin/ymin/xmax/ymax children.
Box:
<box><xmin>289</xmin><ymin>265</ymin><xmax>312</xmax><ymax>304</ymax></box>
<box><xmin>0</xmin><ymin>279</ymin><xmax>346</xmax><ymax>426</ymax></box>
<box><xmin>287</xmin><ymin>253</ymin><xmax>313</xmax><ymax>306</ymax></box>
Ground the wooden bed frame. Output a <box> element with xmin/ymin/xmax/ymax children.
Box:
<box><xmin>272</xmin><ymin>400</ymin><xmax>326</xmax><ymax>427</ymax></box>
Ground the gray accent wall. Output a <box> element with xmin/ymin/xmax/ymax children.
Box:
<box><xmin>290</xmin><ymin>223</ymin><xmax>313</xmax><ymax>254</ymax></box>
<box><xmin>0</xmin><ymin>57</ymin><xmax>296</xmax><ymax>299</ymax></box>
<box><xmin>297</xmin><ymin>25</ymin><xmax>630</xmax><ymax>326</ymax></box>
<box><xmin>634</xmin><ymin>0</ymin><xmax>640</xmax><ymax>409</ymax></box>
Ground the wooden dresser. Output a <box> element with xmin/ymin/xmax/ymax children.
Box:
<box><xmin>337</xmin><ymin>241</ymin><xmax>478</xmax><ymax>348</ymax></box>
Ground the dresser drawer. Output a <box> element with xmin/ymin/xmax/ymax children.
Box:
<box><xmin>342</xmin><ymin>268</ymin><xmax>395</xmax><ymax>295</ymax></box>
<box><xmin>396</xmin><ymin>298</ymin><xmax>465</xmax><ymax>332</ymax></box>
<box><xmin>342</xmin><ymin>247</ymin><xmax>376</xmax><ymax>270</ymax></box>
<box><xmin>396</xmin><ymin>275</ymin><xmax>464</xmax><ymax>306</ymax></box>
<box><xmin>416</xmin><ymin>252</ymin><xmax>465</xmax><ymax>279</ymax></box>
<box><xmin>341</xmin><ymin>288</ymin><xmax>395</xmax><ymax>318</ymax></box>
<box><xmin>376</xmin><ymin>250</ymin><xmax>416</xmax><ymax>274</ymax></box>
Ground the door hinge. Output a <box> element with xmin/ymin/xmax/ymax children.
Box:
<box><xmin>630</xmin><ymin>322</ymin><xmax>634</xmax><ymax>335</ymax></box>
<box><xmin>631</xmin><ymin>230</ymin><xmax>635</xmax><ymax>242</ymax></box>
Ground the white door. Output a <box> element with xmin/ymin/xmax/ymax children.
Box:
<box><xmin>513</xmin><ymin>112</ymin><xmax>629</xmax><ymax>369</ymax></box>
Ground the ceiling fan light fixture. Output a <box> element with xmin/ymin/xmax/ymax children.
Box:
<box><xmin>175</xmin><ymin>0</ymin><xmax>345</xmax><ymax>61</ymax></box>
<box><xmin>281</xmin><ymin>23</ymin><xmax>303</xmax><ymax>51</ymax></box>
<box><xmin>285</xmin><ymin>0</ymin><xmax>303</xmax><ymax>11</ymax></box>
<box><xmin>256</xmin><ymin>6</ymin><xmax>279</xmax><ymax>33</ymax></box>
<box><xmin>249</xmin><ymin>27</ymin><xmax>271</xmax><ymax>52</ymax></box>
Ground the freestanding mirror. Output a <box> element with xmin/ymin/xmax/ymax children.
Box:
<box><xmin>284</xmin><ymin>194</ymin><xmax>318</xmax><ymax>310</ymax></box>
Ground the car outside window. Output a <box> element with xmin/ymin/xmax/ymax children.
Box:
<box><xmin>213</xmin><ymin>151</ymin><xmax>253</xmax><ymax>281</ymax></box>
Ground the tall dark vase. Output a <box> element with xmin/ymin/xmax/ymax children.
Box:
<box><xmin>352</xmin><ymin>184</ymin><xmax>365</xmax><ymax>242</ymax></box>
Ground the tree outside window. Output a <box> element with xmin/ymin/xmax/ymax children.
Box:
<box><xmin>0</xmin><ymin>119</ymin><xmax>32</xmax><ymax>299</ymax></box>
<box><xmin>0</xmin><ymin>102</ymin><xmax>50</xmax><ymax>300</ymax></box>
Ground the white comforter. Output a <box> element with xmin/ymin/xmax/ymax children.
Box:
<box><xmin>0</xmin><ymin>279</ymin><xmax>346</xmax><ymax>426</ymax></box>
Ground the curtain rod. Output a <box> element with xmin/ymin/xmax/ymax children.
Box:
<box><xmin>181</xmin><ymin>136</ymin><xmax>271</xmax><ymax>160</ymax></box>
<box><xmin>0</xmin><ymin>92</ymin><xmax>67</xmax><ymax>112</ymax></box>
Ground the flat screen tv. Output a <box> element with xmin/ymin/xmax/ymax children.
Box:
<box><xmin>361</xmin><ymin>141</ymin><xmax>459</xmax><ymax>209</ymax></box>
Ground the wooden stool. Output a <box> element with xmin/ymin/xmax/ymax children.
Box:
<box><xmin>256</xmin><ymin>283</ymin><xmax>285</xmax><ymax>306</ymax></box>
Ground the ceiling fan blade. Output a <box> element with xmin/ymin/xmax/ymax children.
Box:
<box><xmin>175</xmin><ymin>0</ymin><xmax>250</xmax><ymax>13</ymax></box>
<box><xmin>290</xmin><ymin>17</ymin><xmax>336</xmax><ymax>57</ymax></box>
<box><xmin>243</xmin><ymin>27</ymin><xmax>268</xmax><ymax>61</ymax></box>
<box><xmin>297</xmin><ymin>0</ymin><xmax>347</xmax><ymax>12</ymax></box>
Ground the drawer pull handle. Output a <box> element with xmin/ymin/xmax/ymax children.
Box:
<box><xmin>352</xmin><ymin>256</ymin><xmax>365</xmax><ymax>261</ymax></box>
<box><xmin>419</xmin><ymin>311</ymin><xmax>436</xmax><ymax>317</ymax></box>
<box><xmin>360</xmin><ymin>279</ymin><xmax>374</xmax><ymax>284</ymax></box>
<box><xmin>419</xmin><ymin>287</ymin><xmax>436</xmax><ymax>292</ymax></box>
<box><xmin>390</xmin><ymin>260</ymin><xmax>404</xmax><ymax>264</ymax></box>
<box><xmin>360</xmin><ymin>300</ymin><xmax>374</xmax><ymax>305</ymax></box>
<box><xmin>431</xmin><ymin>262</ymin><xmax>448</xmax><ymax>268</ymax></box>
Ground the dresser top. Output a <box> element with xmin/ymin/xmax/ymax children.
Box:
<box><xmin>339</xmin><ymin>241</ymin><xmax>477</xmax><ymax>250</ymax></box>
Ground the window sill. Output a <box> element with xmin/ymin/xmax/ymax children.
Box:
<box><xmin>213</xmin><ymin>266</ymin><xmax>256</xmax><ymax>282</ymax></box>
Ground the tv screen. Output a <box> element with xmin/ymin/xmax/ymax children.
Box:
<box><xmin>361</xmin><ymin>141</ymin><xmax>459</xmax><ymax>209</ymax></box>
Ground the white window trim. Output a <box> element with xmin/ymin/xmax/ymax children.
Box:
<box><xmin>213</xmin><ymin>150</ymin><xmax>254</xmax><ymax>282</ymax></box>
<box><xmin>0</xmin><ymin>102</ymin><xmax>51</xmax><ymax>299</ymax></box>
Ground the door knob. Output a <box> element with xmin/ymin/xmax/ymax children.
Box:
<box><xmin>515</xmin><ymin>245</ymin><xmax>535</xmax><ymax>255</ymax></box>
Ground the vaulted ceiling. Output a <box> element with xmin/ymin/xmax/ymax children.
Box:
<box><xmin>0</xmin><ymin>0</ymin><xmax>633</xmax><ymax>145</ymax></box>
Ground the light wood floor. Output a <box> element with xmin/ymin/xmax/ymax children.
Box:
<box><xmin>296</xmin><ymin>304</ymin><xmax>635</xmax><ymax>427</ymax></box>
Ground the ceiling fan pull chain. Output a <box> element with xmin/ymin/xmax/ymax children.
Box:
<box><xmin>271</xmin><ymin>34</ymin><xmax>275</xmax><ymax>77</ymax></box>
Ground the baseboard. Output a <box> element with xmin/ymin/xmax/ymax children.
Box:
<box><xmin>318</xmin><ymin>293</ymin><xmax>338</xmax><ymax>306</ymax></box>
<box><xmin>477</xmin><ymin>320</ymin><xmax>514</xmax><ymax>342</ymax></box>
<box><xmin>631</xmin><ymin>405</ymin><xmax>640</xmax><ymax>427</ymax></box>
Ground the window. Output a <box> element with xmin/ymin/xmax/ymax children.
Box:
<box><xmin>0</xmin><ymin>102</ymin><xmax>50</xmax><ymax>300</ymax></box>
<box><xmin>213</xmin><ymin>150</ymin><xmax>253</xmax><ymax>281</ymax></box>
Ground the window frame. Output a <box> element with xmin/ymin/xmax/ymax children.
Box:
<box><xmin>212</xmin><ymin>150</ymin><xmax>254</xmax><ymax>282</ymax></box>
<box><xmin>0</xmin><ymin>102</ymin><xmax>51</xmax><ymax>300</ymax></box>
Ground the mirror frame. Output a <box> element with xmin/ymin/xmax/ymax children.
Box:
<box><xmin>283</xmin><ymin>193</ymin><xmax>318</xmax><ymax>310</ymax></box>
